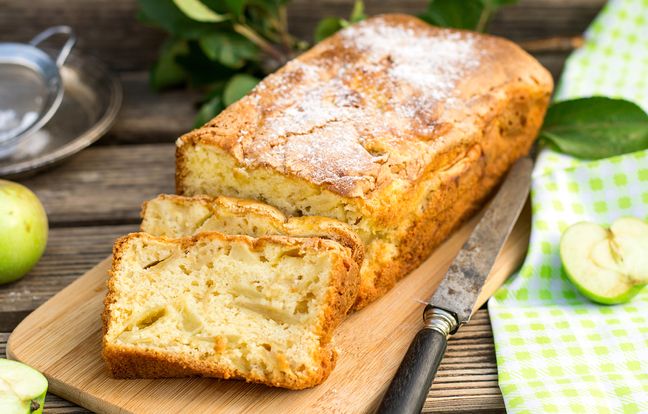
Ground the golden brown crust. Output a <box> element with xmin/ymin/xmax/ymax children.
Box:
<box><xmin>353</xmin><ymin>84</ymin><xmax>543</xmax><ymax>308</ymax></box>
<box><xmin>175</xmin><ymin>14</ymin><xmax>553</xmax><ymax>309</ymax></box>
<box><xmin>102</xmin><ymin>231</ymin><xmax>358</xmax><ymax>389</ymax></box>
<box><xmin>141</xmin><ymin>194</ymin><xmax>365</xmax><ymax>268</ymax></box>
<box><xmin>102</xmin><ymin>339</ymin><xmax>337</xmax><ymax>390</ymax></box>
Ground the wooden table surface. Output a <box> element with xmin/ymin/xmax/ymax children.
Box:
<box><xmin>0</xmin><ymin>0</ymin><xmax>604</xmax><ymax>412</ymax></box>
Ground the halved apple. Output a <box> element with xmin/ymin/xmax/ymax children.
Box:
<box><xmin>560</xmin><ymin>217</ymin><xmax>648</xmax><ymax>305</ymax></box>
<box><xmin>0</xmin><ymin>359</ymin><xmax>47</xmax><ymax>414</ymax></box>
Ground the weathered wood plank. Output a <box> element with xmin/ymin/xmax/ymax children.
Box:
<box><xmin>16</xmin><ymin>144</ymin><xmax>174</xmax><ymax>226</ymax></box>
<box><xmin>1</xmin><ymin>310</ymin><xmax>503</xmax><ymax>413</ymax></box>
<box><xmin>106</xmin><ymin>72</ymin><xmax>199</xmax><ymax>145</ymax></box>
<box><xmin>36</xmin><ymin>396</ymin><xmax>92</xmax><ymax>414</ymax></box>
<box><xmin>0</xmin><ymin>225</ymin><xmax>137</xmax><ymax>330</ymax></box>
<box><xmin>0</xmin><ymin>0</ymin><xmax>603</xmax><ymax>72</ymax></box>
<box><xmin>0</xmin><ymin>0</ymin><xmax>165</xmax><ymax>72</ymax></box>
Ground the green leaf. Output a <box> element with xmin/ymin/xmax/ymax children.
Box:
<box><xmin>172</xmin><ymin>0</ymin><xmax>228</xmax><ymax>22</ymax></box>
<box><xmin>195</xmin><ymin>92</ymin><xmax>224</xmax><ymax>127</ymax></box>
<box><xmin>225</xmin><ymin>0</ymin><xmax>247</xmax><ymax>17</ymax></box>
<box><xmin>314</xmin><ymin>17</ymin><xmax>344</xmax><ymax>42</ymax></box>
<box><xmin>540</xmin><ymin>97</ymin><xmax>648</xmax><ymax>159</ymax></box>
<box><xmin>223</xmin><ymin>74</ymin><xmax>260</xmax><ymax>105</ymax></box>
<box><xmin>150</xmin><ymin>39</ymin><xmax>190</xmax><ymax>90</ymax></box>
<box><xmin>136</xmin><ymin>9</ymin><xmax>158</xmax><ymax>26</ymax></box>
<box><xmin>176</xmin><ymin>42</ymin><xmax>237</xmax><ymax>85</ymax></box>
<box><xmin>138</xmin><ymin>0</ymin><xmax>215</xmax><ymax>38</ymax></box>
<box><xmin>419</xmin><ymin>0</ymin><xmax>484</xmax><ymax>30</ymax></box>
<box><xmin>199</xmin><ymin>32</ymin><xmax>259</xmax><ymax>68</ymax></box>
<box><xmin>200</xmin><ymin>0</ymin><xmax>230</xmax><ymax>14</ymax></box>
<box><xmin>349</xmin><ymin>0</ymin><xmax>366</xmax><ymax>23</ymax></box>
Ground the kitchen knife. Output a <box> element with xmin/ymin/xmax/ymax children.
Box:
<box><xmin>377</xmin><ymin>156</ymin><xmax>534</xmax><ymax>414</ymax></box>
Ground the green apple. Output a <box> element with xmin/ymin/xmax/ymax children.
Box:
<box><xmin>560</xmin><ymin>217</ymin><xmax>648</xmax><ymax>305</ymax></box>
<box><xmin>0</xmin><ymin>180</ymin><xmax>48</xmax><ymax>284</ymax></box>
<box><xmin>0</xmin><ymin>358</ymin><xmax>48</xmax><ymax>414</ymax></box>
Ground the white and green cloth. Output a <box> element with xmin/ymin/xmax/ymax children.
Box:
<box><xmin>488</xmin><ymin>0</ymin><xmax>648</xmax><ymax>413</ymax></box>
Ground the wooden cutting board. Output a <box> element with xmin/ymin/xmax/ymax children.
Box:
<box><xmin>7</xmin><ymin>205</ymin><xmax>530</xmax><ymax>414</ymax></box>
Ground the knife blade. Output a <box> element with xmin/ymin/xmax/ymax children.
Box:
<box><xmin>377</xmin><ymin>156</ymin><xmax>534</xmax><ymax>414</ymax></box>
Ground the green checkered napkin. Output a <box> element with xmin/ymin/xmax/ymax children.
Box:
<box><xmin>488</xmin><ymin>0</ymin><xmax>648</xmax><ymax>413</ymax></box>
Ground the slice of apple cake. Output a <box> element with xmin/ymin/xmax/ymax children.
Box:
<box><xmin>102</xmin><ymin>231</ymin><xmax>359</xmax><ymax>389</ymax></box>
<box><xmin>140</xmin><ymin>194</ymin><xmax>364</xmax><ymax>268</ymax></box>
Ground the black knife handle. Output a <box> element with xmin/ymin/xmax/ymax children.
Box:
<box><xmin>377</xmin><ymin>307</ymin><xmax>458</xmax><ymax>414</ymax></box>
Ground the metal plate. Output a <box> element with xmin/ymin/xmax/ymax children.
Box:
<box><xmin>0</xmin><ymin>50</ymin><xmax>122</xmax><ymax>178</ymax></box>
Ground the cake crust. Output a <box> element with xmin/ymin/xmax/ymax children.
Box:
<box><xmin>102</xmin><ymin>232</ymin><xmax>359</xmax><ymax>389</ymax></box>
<box><xmin>176</xmin><ymin>14</ymin><xmax>553</xmax><ymax>309</ymax></box>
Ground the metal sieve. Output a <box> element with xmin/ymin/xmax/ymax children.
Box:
<box><xmin>0</xmin><ymin>26</ymin><xmax>76</xmax><ymax>158</ymax></box>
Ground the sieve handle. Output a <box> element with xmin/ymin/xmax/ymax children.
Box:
<box><xmin>30</xmin><ymin>26</ymin><xmax>77</xmax><ymax>68</ymax></box>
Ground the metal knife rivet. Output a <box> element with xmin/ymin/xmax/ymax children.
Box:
<box><xmin>423</xmin><ymin>307</ymin><xmax>458</xmax><ymax>337</ymax></box>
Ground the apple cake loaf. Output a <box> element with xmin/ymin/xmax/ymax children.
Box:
<box><xmin>102</xmin><ymin>231</ymin><xmax>360</xmax><ymax>389</ymax></box>
<box><xmin>140</xmin><ymin>194</ymin><xmax>364</xmax><ymax>267</ymax></box>
<box><xmin>176</xmin><ymin>14</ymin><xmax>553</xmax><ymax>309</ymax></box>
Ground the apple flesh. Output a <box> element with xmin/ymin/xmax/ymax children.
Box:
<box><xmin>0</xmin><ymin>359</ymin><xmax>48</xmax><ymax>414</ymax></box>
<box><xmin>560</xmin><ymin>218</ymin><xmax>648</xmax><ymax>305</ymax></box>
<box><xmin>609</xmin><ymin>217</ymin><xmax>648</xmax><ymax>283</ymax></box>
<box><xmin>0</xmin><ymin>180</ymin><xmax>48</xmax><ymax>285</ymax></box>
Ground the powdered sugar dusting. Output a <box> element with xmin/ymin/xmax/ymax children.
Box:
<box><xmin>230</xmin><ymin>16</ymin><xmax>482</xmax><ymax>196</ymax></box>
<box><xmin>279</xmin><ymin>122</ymin><xmax>382</xmax><ymax>196</ymax></box>
<box><xmin>342</xmin><ymin>19</ymin><xmax>479</xmax><ymax>100</ymax></box>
